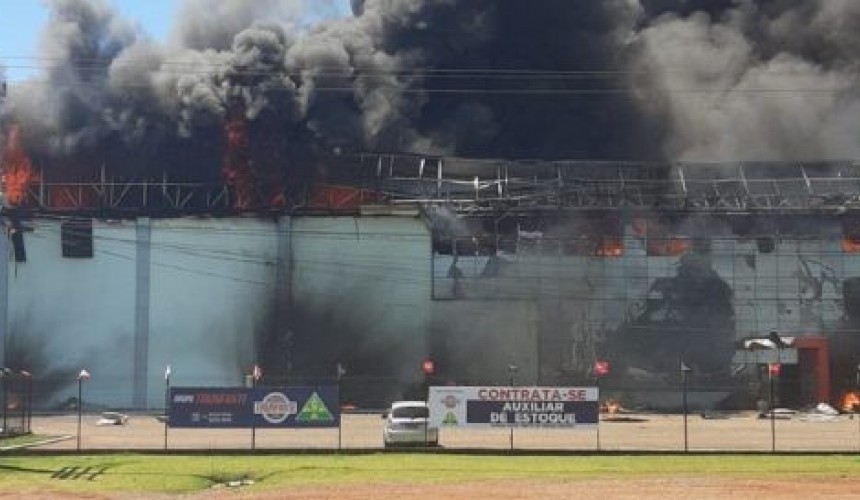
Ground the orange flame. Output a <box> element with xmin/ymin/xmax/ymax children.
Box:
<box><xmin>223</xmin><ymin>114</ymin><xmax>254</xmax><ymax>209</ymax></box>
<box><xmin>648</xmin><ymin>237</ymin><xmax>691</xmax><ymax>257</ymax></box>
<box><xmin>842</xmin><ymin>238</ymin><xmax>860</xmax><ymax>253</ymax></box>
<box><xmin>594</xmin><ymin>239</ymin><xmax>624</xmax><ymax>257</ymax></box>
<box><xmin>1</xmin><ymin>125</ymin><xmax>39</xmax><ymax>206</ymax></box>
<box><xmin>841</xmin><ymin>391</ymin><xmax>860</xmax><ymax>413</ymax></box>
<box><xmin>601</xmin><ymin>399</ymin><xmax>620</xmax><ymax>414</ymax></box>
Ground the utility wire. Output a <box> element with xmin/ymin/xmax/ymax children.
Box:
<box><xmin>0</xmin><ymin>55</ymin><xmax>848</xmax><ymax>77</ymax></box>
<box><xmin>2</xmin><ymin>77</ymin><xmax>852</xmax><ymax>96</ymax></box>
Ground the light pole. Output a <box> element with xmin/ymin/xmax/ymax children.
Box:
<box><xmin>768</xmin><ymin>362</ymin><xmax>780</xmax><ymax>453</ymax></box>
<box><xmin>77</xmin><ymin>369</ymin><xmax>90</xmax><ymax>452</ymax></box>
<box><xmin>680</xmin><ymin>360</ymin><xmax>692</xmax><ymax>453</ymax></box>
<box><xmin>251</xmin><ymin>364</ymin><xmax>261</xmax><ymax>452</ymax></box>
<box><xmin>422</xmin><ymin>359</ymin><xmax>434</xmax><ymax>449</ymax></box>
<box><xmin>336</xmin><ymin>362</ymin><xmax>346</xmax><ymax>451</ymax></box>
<box><xmin>508</xmin><ymin>363</ymin><xmax>518</xmax><ymax>451</ymax></box>
<box><xmin>592</xmin><ymin>360</ymin><xmax>609</xmax><ymax>451</ymax></box>
<box><xmin>767</xmin><ymin>331</ymin><xmax>784</xmax><ymax>454</ymax></box>
<box><xmin>163</xmin><ymin>365</ymin><xmax>171</xmax><ymax>450</ymax></box>
<box><xmin>0</xmin><ymin>368</ymin><xmax>9</xmax><ymax>437</ymax></box>
<box><xmin>855</xmin><ymin>363</ymin><xmax>860</xmax><ymax>452</ymax></box>
<box><xmin>20</xmin><ymin>370</ymin><xmax>31</xmax><ymax>434</ymax></box>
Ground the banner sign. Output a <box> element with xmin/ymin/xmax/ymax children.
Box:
<box><xmin>428</xmin><ymin>386</ymin><xmax>599</xmax><ymax>428</ymax></box>
<box><xmin>168</xmin><ymin>386</ymin><xmax>339</xmax><ymax>428</ymax></box>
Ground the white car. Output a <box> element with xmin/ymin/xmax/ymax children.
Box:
<box><xmin>382</xmin><ymin>401</ymin><xmax>439</xmax><ymax>447</ymax></box>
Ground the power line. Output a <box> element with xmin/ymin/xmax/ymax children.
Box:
<box><xmin>1</xmin><ymin>54</ymin><xmax>849</xmax><ymax>77</ymax></box>
<box><xmin>2</xmin><ymin>78</ymin><xmax>852</xmax><ymax>96</ymax></box>
<box><xmin>2</xmin><ymin>57</ymin><xmax>854</xmax><ymax>96</ymax></box>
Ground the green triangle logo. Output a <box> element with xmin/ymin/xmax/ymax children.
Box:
<box><xmin>297</xmin><ymin>392</ymin><xmax>334</xmax><ymax>422</ymax></box>
<box><xmin>442</xmin><ymin>411</ymin><xmax>458</xmax><ymax>425</ymax></box>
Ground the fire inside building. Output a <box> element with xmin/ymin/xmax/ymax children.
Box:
<box><xmin>1</xmin><ymin>135</ymin><xmax>860</xmax><ymax>411</ymax></box>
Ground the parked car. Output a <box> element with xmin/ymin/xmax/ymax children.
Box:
<box><xmin>382</xmin><ymin>401</ymin><xmax>438</xmax><ymax>447</ymax></box>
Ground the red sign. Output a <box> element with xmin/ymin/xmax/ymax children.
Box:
<box><xmin>768</xmin><ymin>363</ymin><xmax>781</xmax><ymax>376</ymax></box>
<box><xmin>592</xmin><ymin>360</ymin><xmax>610</xmax><ymax>377</ymax></box>
<box><xmin>422</xmin><ymin>359</ymin><xmax>435</xmax><ymax>376</ymax></box>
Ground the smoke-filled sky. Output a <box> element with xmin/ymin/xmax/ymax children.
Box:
<box><xmin>3</xmin><ymin>0</ymin><xmax>860</xmax><ymax>184</ymax></box>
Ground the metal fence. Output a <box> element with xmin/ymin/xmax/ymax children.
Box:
<box><xmin>3</xmin><ymin>370</ymin><xmax>860</xmax><ymax>453</ymax></box>
<box><xmin>1</xmin><ymin>370</ymin><xmax>33</xmax><ymax>437</ymax></box>
<box><xmin>4</xmin><ymin>399</ymin><xmax>860</xmax><ymax>453</ymax></box>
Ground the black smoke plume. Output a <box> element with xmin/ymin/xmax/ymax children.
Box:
<box><xmin>3</xmin><ymin>0</ymin><xmax>860</xmax><ymax>185</ymax></box>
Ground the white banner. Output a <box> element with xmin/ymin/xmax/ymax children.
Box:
<box><xmin>429</xmin><ymin>386</ymin><xmax>599</xmax><ymax>428</ymax></box>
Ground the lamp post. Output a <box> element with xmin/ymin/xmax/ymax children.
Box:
<box><xmin>768</xmin><ymin>362</ymin><xmax>780</xmax><ymax>453</ymax></box>
<box><xmin>77</xmin><ymin>369</ymin><xmax>90</xmax><ymax>452</ymax></box>
<box><xmin>163</xmin><ymin>365</ymin><xmax>171</xmax><ymax>450</ymax></box>
<box><xmin>680</xmin><ymin>360</ymin><xmax>692</xmax><ymax>453</ymax></box>
<box><xmin>592</xmin><ymin>360</ymin><xmax>610</xmax><ymax>452</ymax></box>
<box><xmin>336</xmin><ymin>362</ymin><xmax>346</xmax><ymax>451</ymax></box>
<box><xmin>20</xmin><ymin>370</ymin><xmax>31</xmax><ymax>434</ymax></box>
<box><xmin>767</xmin><ymin>331</ymin><xmax>784</xmax><ymax>454</ymax></box>
<box><xmin>508</xmin><ymin>363</ymin><xmax>518</xmax><ymax>451</ymax></box>
<box><xmin>855</xmin><ymin>363</ymin><xmax>860</xmax><ymax>452</ymax></box>
<box><xmin>251</xmin><ymin>364</ymin><xmax>261</xmax><ymax>451</ymax></box>
<box><xmin>0</xmin><ymin>368</ymin><xmax>9</xmax><ymax>437</ymax></box>
<box><xmin>422</xmin><ymin>359</ymin><xmax>434</xmax><ymax>449</ymax></box>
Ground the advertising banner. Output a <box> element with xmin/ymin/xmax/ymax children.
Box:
<box><xmin>428</xmin><ymin>386</ymin><xmax>599</xmax><ymax>428</ymax></box>
<box><xmin>168</xmin><ymin>386</ymin><xmax>339</xmax><ymax>428</ymax></box>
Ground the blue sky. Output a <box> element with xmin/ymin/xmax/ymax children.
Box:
<box><xmin>0</xmin><ymin>0</ymin><xmax>350</xmax><ymax>82</ymax></box>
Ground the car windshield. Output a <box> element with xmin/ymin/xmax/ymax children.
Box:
<box><xmin>391</xmin><ymin>406</ymin><xmax>429</xmax><ymax>419</ymax></box>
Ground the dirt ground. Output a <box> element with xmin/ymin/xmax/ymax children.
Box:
<box><xmin>215</xmin><ymin>477</ymin><xmax>860</xmax><ymax>500</ymax></box>
<box><xmin>2</xmin><ymin>477</ymin><xmax>860</xmax><ymax>500</ymax></box>
<box><xmin>15</xmin><ymin>411</ymin><xmax>860</xmax><ymax>452</ymax></box>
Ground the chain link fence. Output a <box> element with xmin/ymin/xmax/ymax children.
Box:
<box><xmin>3</xmin><ymin>374</ymin><xmax>860</xmax><ymax>453</ymax></box>
<box><xmin>1</xmin><ymin>370</ymin><xmax>33</xmax><ymax>437</ymax></box>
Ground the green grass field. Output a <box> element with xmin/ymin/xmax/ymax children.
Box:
<box><xmin>0</xmin><ymin>434</ymin><xmax>66</xmax><ymax>449</ymax></box>
<box><xmin>0</xmin><ymin>454</ymin><xmax>858</xmax><ymax>496</ymax></box>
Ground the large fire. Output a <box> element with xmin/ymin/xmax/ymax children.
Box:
<box><xmin>222</xmin><ymin>114</ymin><xmax>255</xmax><ymax>209</ymax></box>
<box><xmin>601</xmin><ymin>399</ymin><xmax>621</xmax><ymax>414</ymax></box>
<box><xmin>841</xmin><ymin>391</ymin><xmax>860</xmax><ymax>413</ymax></box>
<box><xmin>630</xmin><ymin>219</ymin><xmax>690</xmax><ymax>256</ymax></box>
<box><xmin>842</xmin><ymin>238</ymin><xmax>860</xmax><ymax>253</ymax></box>
<box><xmin>1</xmin><ymin>125</ymin><xmax>38</xmax><ymax>206</ymax></box>
<box><xmin>648</xmin><ymin>237</ymin><xmax>691</xmax><ymax>257</ymax></box>
<box><xmin>594</xmin><ymin>239</ymin><xmax>624</xmax><ymax>257</ymax></box>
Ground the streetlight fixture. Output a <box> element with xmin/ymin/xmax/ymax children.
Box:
<box><xmin>336</xmin><ymin>362</ymin><xmax>347</xmax><ymax>451</ymax></box>
<box><xmin>20</xmin><ymin>370</ymin><xmax>32</xmax><ymax>435</ymax></box>
<box><xmin>680</xmin><ymin>360</ymin><xmax>692</xmax><ymax>453</ymax></box>
<box><xmin>251</xmin><ymin>364</ymin><xmax>261</xmax><ymax>451</ymax></box>
<box><xmin>766</xmin><ymin>331</ymin><xmax>785</xmax><ymax>454</ymax></box>
<box><xmin>767</xmin><ymin>362</ymin><xmax>780</xmax><ymax>453</ymax></box>
<box><xmin>0</xmin><ymin>368</ymin><xmax>10</xmax><ymax>437</ymax></box>
<box><xmin>855</xmin><ymin>363</ymin><xmax>860</xmax><ymax>452</ymax></box>
<box><xmin>507</xmin><ymin>363</ymin><xmax>518</xmax><ymax>451</ymax></box>
<box><xmin>592</xmin><ymin>360</ymin><xmax>610</xmax><ymax>452</ymax></box>
<box><xmin>163</xmin><ymin>365</ymin><xmax>171</xmax><ymax>450</ymax></box>
<box><xmin>421</xmin><ymin>359</ymin><xmax>434</xmax><ymax>450</ymax></box>
<box><xmin>77</xmin><ymin>369</ymin><xmax>90</xmax><ymax>452</ymax></box>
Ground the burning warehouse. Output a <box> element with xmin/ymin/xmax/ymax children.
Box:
<box><xmin>4</xmin><ymin>0</ymin><xmax>860</xmax><ymax>409</ymax></box>
<box><xmin>2</xmin><ymin>152</ymin><xmax>860</xmax><ymax>410</ymax></box>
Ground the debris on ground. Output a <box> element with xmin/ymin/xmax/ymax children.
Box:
<box><xmin>758</xmin><ymin>408</ymin><xmax>795</xmax><ymax>420</ymax></box>
<box><xmin>700</xmin><ymin>412</ymin><xmax>732</xmax><ymax>420</ymax></box>
<box><xmin>603</xmin><ymin>416</ymin><xmax>649</xmax><ymax>423</ymax></box>
<box><xmin>798</xmin><ymin>402</ymin><xmax>840</xmax><ymax>422</ymax></box>
<box><xmin>96</xmin><ymin>412</ymin><xmax>129</xmax><ymax>426</ymax></box>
